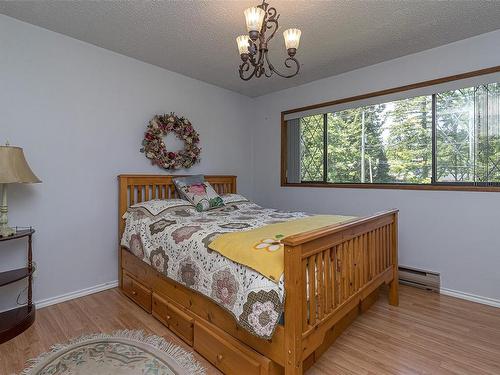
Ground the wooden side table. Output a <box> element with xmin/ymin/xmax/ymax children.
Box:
<box><xmin>0</xmin><ymin>228</ymin><xmax>36</xmax><ymax>344</ymax></box>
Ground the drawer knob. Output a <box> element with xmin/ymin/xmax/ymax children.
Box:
<box><xmin>166</xmin><ymin>315</ymin><xmax>171</xmax><ymax>320</ymax></box>
<box><xmin>131</xmin><ymin>291</ymin><xmax>137</xmax><ymax>296</ymax></box>
<box><xmin>217</xmin><ymin>353</ymin><xmax>223</xmax><ymax>362</ymax></box>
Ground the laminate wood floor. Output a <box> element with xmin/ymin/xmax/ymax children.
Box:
<box><xmin>1</xmin><ymin>285</ymin><xmax>499</xmax><ymax>375</ymax></box>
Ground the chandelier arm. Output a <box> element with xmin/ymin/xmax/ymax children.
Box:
<box><xmin>265</xmin><ymin>53</ymin><xmax>300</xmax><ymax>78</ymax></box>
<box><xmin>258</xmin><ymin>47</ymin><xmax>268</xmax><ymax>78</ymax></box>
<box><xmin>264</xmin><ymin>7</ymin><xmax>280</xmax><ymax>44</ymax></box>
<box><xmin>265</xmin><ymin>19</ymin><xmax>279</xmax><ymax>44</ymax></box>
<box><xmin>256</xmin><ymin>56</ymin><xmax>266</xmax><ymax>78</ymax></box>
<box><xmin>239</xmin><ymin>60</ymin><xmax>258</xmax><ymax>81</ymax></box>
<box><xmin>261</xmin><ymin>50</ymin><xmax>273</xmax><ymax>77</ymax></box>
<box><xmin>244</xmin><ymin>46</ymin><xmax>264</xmax><ymax>72</ymax></box>
<box><xmin>248</xmin><ymin>52</ymin><xmax>259</xmax><ymax>67</ymax></box>
<box><xmin>257</xmin><ymin>47</ymin><xmax>265</xmax><ymax>66</ymax></box>
<box><xmin>239</xmin><ymin>66</ymin><xmax>258</xmax><ymax>81</ymax></box>
<box><xmin>249</xmin><ymin>37</ymin><xmax>261</xmax><ymax>59</ymax></box>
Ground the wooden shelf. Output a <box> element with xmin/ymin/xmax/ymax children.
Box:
<box><xmin>0</xmin><ymin>305</ymin><xmax>36</xmax><ymax>344</ymax></box>
<box><xmin>0</xmin><ymin>227</ymin><xmax>35</xmax><ymax>344</ymax></box>
<box><xmin>0</xmin><ymin>228</ymin><xmax>35</xmax><ymax>241</ymax></box>
<box><xmin>0</xmin><ymin>268</ymin><xmax>32</xmax><ymax>287</ymax></box>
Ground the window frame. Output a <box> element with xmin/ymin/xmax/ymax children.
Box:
<box><xmin>280</xmin><ymin>66</ymin><xmax>500</xmax><ymax>192</ymax></box>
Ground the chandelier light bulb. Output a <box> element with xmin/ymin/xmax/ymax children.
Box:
<box><xmin>244</xmin><ymin>7</ymin><xmax>265</xmax><ymax>33</ymax></box>
<box><xmin>236</xmin><ymin>35</ymin><xmax>250</xmax><ymax>56</ymax></box>
<box><xmin>283</xmin><ymin>28</ymin><xmax>302</xmax><ymax>51</ymax></box>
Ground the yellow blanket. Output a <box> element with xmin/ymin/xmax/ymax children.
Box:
<box><xmin>209</xmin><ymin>215</ymin><xmax>356</xmax><ymax>282</ymax></box>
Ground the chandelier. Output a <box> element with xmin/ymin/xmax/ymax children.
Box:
<box><xmin>236</xmin><ymin>1</ymin><xmax>302</xmax><ymax>81</ymax></box>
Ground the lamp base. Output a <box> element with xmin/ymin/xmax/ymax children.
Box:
<box><xmin>0</xmin><ymin>184</ymin><xmax>15</xmax><ymax>237</ymax></box>
<box><xmin>0</xmin><ymin>224</ymin><xmax>15</xmax><ymax>237</ymax></box>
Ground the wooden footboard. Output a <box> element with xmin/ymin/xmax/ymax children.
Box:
<box><xmin>283</xmin><ymin>210</ymin><xmax>398</xmax><ymax>374</ymax></box>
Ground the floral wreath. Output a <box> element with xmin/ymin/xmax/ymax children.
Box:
<box><xmin>141</xmin><ymin>113</ymin><xmax>201</xmax><ymax>170</ymax></box>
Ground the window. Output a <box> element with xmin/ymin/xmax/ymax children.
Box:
<box><xmin>321</xmin><ymin>96</ymin><xmax>432</xmax><ymax>184</ymax></box>
<box><xmin>285</xmin><ymin>73</ymin><xmax>500</xmax><ymax>190</ymax></box>
<box><xmin>300</xmin><ymin>114</ymin><xmax>324</xmax><ymax>182</ymax></box>
<box><xmin>435</xmin><ymin>83</ymin><xmax>500</xmax><ymax>184</ymax></box>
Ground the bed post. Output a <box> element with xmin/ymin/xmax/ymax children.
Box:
<box><xmin>389</xmin><ymin>211</ymin><xmax>399</xmax><ymax>306</ymax></box>
<box><xmin>118</xmin><ymin>175</ymin><xmax>128</xmax><ymax>289</ymax></box>
<box><xmin>284</xmin><ymin>243</ymin><xmax>303</xmax><ymax>375</ymax></box>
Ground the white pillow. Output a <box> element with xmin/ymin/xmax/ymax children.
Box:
<box><xmin>221</xmin><ymin>194</ymin><xmax>250</xmax><ymax>205</ymax></box>
<box><xmin>125</xmin><ymin>199</ymin><xmax>193</xmax><ymax>217</ymax></box>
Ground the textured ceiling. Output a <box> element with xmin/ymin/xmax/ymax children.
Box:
<box><xmin>1</xmin><ymin>1</ymin><xmax>499</xmax><ymax>97</ymax></box>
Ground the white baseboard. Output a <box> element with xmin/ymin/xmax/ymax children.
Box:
<box><xmin>39</xmin><ymin>283</ymin><xmax>499</xmax><ymax>311</ymax></box>
<box><xmin>36</xmin><ymin>280</ymin><xmax>119</xmax><ymax>309</ymax></box>
<box><xmin>440</xmin><ymin>288</ymin><xmax>500</xmax><ymax>309</ymax></box>
<box><xmin>4</xmin><ymin>279</ymin><xmax>498</xmax><ymax>314</ymax></box>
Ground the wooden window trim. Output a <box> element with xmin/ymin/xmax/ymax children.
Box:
<box><xmin>280</xmin><ymin>66</ymin><xmax>500</xmax><ymax>192</ymax></box>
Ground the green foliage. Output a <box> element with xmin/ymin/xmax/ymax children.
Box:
<box><xmin>298</xmin><ymin>82</ymin><xmax>500</xmax><ymax>185</ymax></box>
<box><xmin>475</xmin><ymin>83</ymin><xmax>500</xmax><ymax>183</ymax></box>
<box><xmin>386</xmin><ymin>96</ymin><xmax>432</xmax><ymax>183</ymax></box>
<box><xmin>435</xmin><ymin>84</ymin><xmax>500</xmax><ymax>183</ymax></box>
<box><xmin>435</xmin><ymin>88</ymin><xmax>474</xmax><ymax>182</ymax></box>
<box><xmin>327</xmin><ymin>105</ymin><xmax>389</xmax><ymax>183</ymax></box>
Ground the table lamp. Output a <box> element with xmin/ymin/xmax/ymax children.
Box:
<box><xmin>0</xmin><ymin>143</ymin><xmax>41</xmax><ymax>237</ymax></box>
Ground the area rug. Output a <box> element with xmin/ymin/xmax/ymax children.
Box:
<box><xmin>20</xmin><ymin>330</ymin><xmax>206</xmax><ymax>375</ymax></box>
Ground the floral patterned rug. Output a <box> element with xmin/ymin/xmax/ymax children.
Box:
<box><xmin>20</xmin><ymin>330</ymin><xmax>205</xmax><ymax>375</ymax></box>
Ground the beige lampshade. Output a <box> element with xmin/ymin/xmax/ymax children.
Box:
<box><xmin>0</xmin><ymin>146</ymin><xmax>41</xmax><ymax>183</ymax></box>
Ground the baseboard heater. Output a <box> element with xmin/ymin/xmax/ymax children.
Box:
<box><xmin>398</xmin><ymin>265</ymin><xmax>440</xmax><ymax>292</ymax></box>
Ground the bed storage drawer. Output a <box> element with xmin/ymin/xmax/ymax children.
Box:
<box><xmin>122</xmin><ymin>272</ymin><xmax>152</xmax><ymax>312</ymax></box>
<box><xmin>152</xmin><ymin>293</ymin><xmax>194</xmax><ymax>345</ymax></box>
<box><xmin>194</xmin><ymin>321</ymin><xmax>263</xmax><ymax>375</ymax></box>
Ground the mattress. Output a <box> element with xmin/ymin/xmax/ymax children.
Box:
<box><xmin>120</xmin><ymin>194</ymin><xmax>310</xmax><ymax>339</ymax></box>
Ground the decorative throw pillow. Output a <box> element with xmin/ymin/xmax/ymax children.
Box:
<box><xmin>173</xmin><ymin>177</ymin><xmax>224</xmax><ymax>212</ymax></box>
<box><xmin>172</xmin><ymin>175</ymin><xmax>205</xmax><ymax>192</ymax></box>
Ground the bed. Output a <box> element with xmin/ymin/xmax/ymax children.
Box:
<box><xmin>118</xmin><ymin>174</ymin><xmax>399</xmax><ymax>374</ymax></box>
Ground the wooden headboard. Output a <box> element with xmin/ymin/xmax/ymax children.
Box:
<box><xmin>118</xmin><ymin>174</ymin><xmax>237</xmax><ymax>236</ymax></box>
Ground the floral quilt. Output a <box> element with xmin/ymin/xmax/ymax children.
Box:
<box><xmin>120</xmin><ymin>194</ymin><xmax>309</xmax><ymax>339</ymax></box>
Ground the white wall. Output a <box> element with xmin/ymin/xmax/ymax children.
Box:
<box><xmin>0</xmin><ymin>15</ymin><xmax>254</xmax><ymax>311</ymax></box>
<box><xmin>253</xmin><ymin>30</ymin><xmax>500</xmax><ymax>302</ymax></box>
<box><xmin>1</xmin><ymin>14</ymin><xmax>499</xmax><ymax>312</ymax></box>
